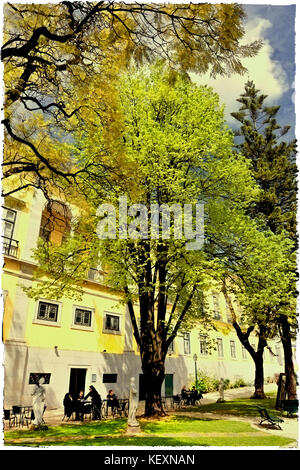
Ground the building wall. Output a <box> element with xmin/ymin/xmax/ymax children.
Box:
<box><xmin>2</xmin><ymin>189</ymin><xmax>287</xmax><ymax>409</ymax></box>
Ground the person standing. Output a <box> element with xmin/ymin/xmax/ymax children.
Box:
<box><xmin>84</xmin><ymin>385</ymin><xmax>102</xmax><ymax>420</ymax></box>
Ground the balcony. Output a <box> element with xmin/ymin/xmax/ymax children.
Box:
<box><xmin>87</xmin><ymin>268</ymin><xmax>105</xmax><ymax>283</ymax></box>
<box><xmin>2</xmin><ymin>236</ymin><xmax>19</xmax><ymax>257</ymax></box>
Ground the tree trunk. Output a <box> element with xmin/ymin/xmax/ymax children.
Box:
<box><xmin>251</xmin><ymin>343</ymin><xmax>266</xmax><ymax>399</ymax></box>
<box><xmin>142</xmin><ymin>361</ymin><xmax>166</xmax><ymax>417</ymax></box>
<box><xmin>140</xmin><ymin>329</ymin><xmax>166</xmax><ymax>417</ymax></box>
<box><xmin>222</xmin><ymin>283</ymin><xmax>267</xmax><ymax>400</ymax></box>
<box><xmin>279</xmin><ymin>315</ymin><xmax>297</xmax><ymax>400</ymax></box>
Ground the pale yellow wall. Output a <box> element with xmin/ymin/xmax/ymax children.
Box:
<box><xmin>2</xmin><ymin>272</ymin><xmax>18</xmax><ymax>341</ymax></box>
<box><xmin>24</xmin><ymin>286</ymin><xmax>126</xmax><ymax>353</ymax></box>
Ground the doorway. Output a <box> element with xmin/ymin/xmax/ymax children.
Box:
<box><xmin>139</xmin><ymin>373</ymin><xmax>174</xmax><ymax>400</ymax></box>
<box><xmin>164</xmin><ymin>374</ymin><xmax>174</xmax><ymax>397</ymax></box>
<box><xmin>69</xmin><ymin>368</ymin><xmax>87</xmax><ymax>399</ymax></box>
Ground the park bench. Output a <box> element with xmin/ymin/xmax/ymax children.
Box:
<box><xmin>281</xmin><ymin>400</ymin><xmax>298</xmax><ymax>417</ymax></box>
<box><xmin>256</xmin><ymin>405</ymin><xmax>284</xmax><ymax>430</ymax></box>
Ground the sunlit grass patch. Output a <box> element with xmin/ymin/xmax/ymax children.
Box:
<box><xmin>140</xmin><ymin>415</ymin><xmax>256</xmax><ymax>434</ymax></box>
<box><xmin>4</xmin><ymin>418</ymin><xmax>127</xmax><ymax>440</ymax></box>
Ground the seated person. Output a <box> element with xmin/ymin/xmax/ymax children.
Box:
<box><xmin>181</xmin><ymin>385</ymin><xmax>191</xmax><ymax>404</ymax></box>
<box><xmin>106</xmin><ymin>389</ymin><xmax>119</xmax><ymax>413</ymax></box>
<box><xmin>63</xmin><ymin>393</ymin><xmax>75</xmax><ymax>419</ymax></box>
<box><xmin>74</xmin><ymin>390</ymin><xmax>85</xmax><ymax>421</ymax></box>
<box><xmin>190</xmin><ymin>386</ymin><xmax>200</xmax><ymax>405</ymax></box>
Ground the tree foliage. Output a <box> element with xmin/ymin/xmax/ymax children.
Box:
<box><xmin>2</xmin><ymin>2</ymin><xmax>262</xmax><ymax>197</ymax></box>
<box><xmin>25</xmin><ymin>63</ymin><xmax>268</xmax><ymax>414</ymax></box>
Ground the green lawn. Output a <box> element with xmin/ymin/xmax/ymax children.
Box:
<box><xmin>4</xmin><ymin>414</ymin><xmax>295</xmax><ymax>448</ymax></box>
<box><xmin>186</xmin><ymin>394</ymin><xmax>282</xmax><ymax>417</ymax></box>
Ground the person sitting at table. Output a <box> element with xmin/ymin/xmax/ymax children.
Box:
<box><xmin>181</xmin><ymin>385</ymin><xmax>191</xmax><ymax>404</ymax></box>
<box><xmin>190</xmin><ymin>386</ymin><xmax>199</xmax><ymax>405</ymax></box>
<box><xmin>74</xmin><ymin>390</ymin><xmax>85</xmax><ymax>421</ymax></box>
<box><xmin>84</xmin><ymin>385</ymin><xmax>102</xmax><ymax>420</ymax></box>
<box><xmin>106</xmin><ymin>389</ymin><xmax>119</xmax><ymax>414</ymax></box>
<box><xmin>63</xmin><ymin>393</ymin><xmax>74</xmax><ymax>420</ymax></box>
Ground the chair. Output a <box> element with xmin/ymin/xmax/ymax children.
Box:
<box><xmin>161</xmin><ymin>397</ymin><xmax>168</xmax><ymax>411</ymax></box>
<box><xmin>172</xmin><ymin>395</ymin><xmax>182</xmax><ymax>409</ymax></box>
<box><xmin>4</xmin><ymin>409</ymin><xmax>17</xmax><ymax>428</ymax></box>
<box><xmin>12</xmin><ymin>406</ymin><xmax>22</xmax><ymax>426</ymax></box>
<box><xmin>256</xmin><ymin>406</ymin><xmax>284</xmax><ymax>430</ymax></box>
<box><xmin>101</xmin><ymin>400</ymin><xmax>108</xmax><ymax>418</ymax></box>
<box><xmin>113</xmin><ymin>400</ymin><xmax>129</xmax><ymax>418</ymax></box>
<box><xmin>21</xmin><ymin>407</ymin><xmax>33</xmax><ymax>427</ymax></box>
<box><xmin>82</xmin><ymin>403</ymin><xmax>92</xmax><ymax>421</ymax></box>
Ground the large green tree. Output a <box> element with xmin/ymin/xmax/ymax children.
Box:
<box><xmin>231</xmin><ymin>81</ymin><xmax>298</xmax><ymax>399</ymax></box>
<box><xmin>26</xmin><ymin>64</ymin><xmax>261</xmax><ymax>416</ymax></box>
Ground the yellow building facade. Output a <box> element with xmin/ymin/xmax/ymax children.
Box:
<box><xmin>1</xmin><ymin>189</ymin><xmax>288</xmax><ymax>409</ymax></box>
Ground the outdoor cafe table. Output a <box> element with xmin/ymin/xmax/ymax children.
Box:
<box><xmin>12</xmin><ymin>405</ymin><xmax>33</xmax><ymax>426</ymax></box>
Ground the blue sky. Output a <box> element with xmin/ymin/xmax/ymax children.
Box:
<box><xmin>245</xmin><ymin>3</ymin><xmax>296</xmax><ymax>138</ymax></box>
<box><xmin>192</xmin><ymin>2</ymin><xmax>297</xmax><ymax>140</ymax></box>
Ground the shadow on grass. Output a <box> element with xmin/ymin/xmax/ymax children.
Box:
<box><xmin>5</xmin><ymin>434</ymin><xmax>295</xmax><ymax>448</ymax></box>
<box><xmin>185</xmin><ymin>396</ymin><xmax>281</xmax><ymax>418</ymax></box>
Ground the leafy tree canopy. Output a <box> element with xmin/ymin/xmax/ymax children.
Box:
<box><xmin>2</xmin><ymin>2</ymin><xmax>262</xmax><ymax>198</ymax></box>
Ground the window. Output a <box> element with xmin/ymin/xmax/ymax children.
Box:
<box><xmin>225</xmin><ymin>298</ymin><xmax>233</xmax><ymax>324</ymax></box>
<box><xmin>74</xmin><ymin>307</ymin><xmax>92</xmax><ymax>328</ymax></box>
<box><xmin>37</xmin><ymin>301</ymin><xmax>59</xmax><ymax>322</ymax></box>
<box><xmin>230</xmin><ymin>340</ymin><xmax>236</xmax><ymax>358</ymax></box>
<box><xmin>103</xmin><ymin>374</ymin><xmax>117</xmax><ymax>383</ymax></box>
<box><xmin>39</xmin><ymin>214</ymin><xmax>53</xmax><ymax>241</ymax></box>
<box><xmin>275</xmin><ymin>346</ymin><xmax>283</xmax><ymax>366</ymax></box>
<box><xmin>104</xmin><ymin>313</ymin><xmax>120</xmax><ymax>332</ymax></box>
<box><xmin>168</xmin><ymin>341</ymin><xmax>174</xmax><ymax>354</ymax></box>
<box><xmin>2</xmin><ymin>207</ymin><xmax>18</xmax><ymax>256</ymax></box>
<box><xmin>2</xmin><ymin>207</ymin><xmax>16</xmax><ymax>237</ymax></box>
<box><xmin>199</xmin><ymin>335</ymin><xmax>208</xmax><ymax>356</ymax></box>
<box><xmin>242</xmin><ymin>346</ymin><xmax>248</xmax><ymax>359</ymax></box>
<box><xmin>29</xmin><ymin>373</ymin><xmax>51</xmax><ymax>385</ymax></box>
<box><xmin>217</xmin><ymin>338</ymin><xmax>223</xmax><ymax>357</ymax></box>
<box><xmin>183</xmin><ymin>333</ymin><xmax>191</xmax><ymax>355</ymax></box>
<box><xmin>212</xmin><ymin>294</ymin><xmax>221</xmax><ymax>320</ymax></box>
<box><xmin>87</xmin><ymin>268</ymin><xmax>104</xmax><ymax>282</ymax></box>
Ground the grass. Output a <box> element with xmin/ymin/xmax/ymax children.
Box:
<box><xmin>7</xmin><ymin>435</ymin><xmax>295</xmax><ymax>447</ymax></box>
<box><xmin>4</xmin><ymin>393</ymin><xmax>297</xmax><ymax>448</ymax></box>
<box><xmin>186</xmin><ymin>393</ymin><xmax>282</xmax><ymax>417</ymax></box>
<box><xmin>140</xmin><ymin>416</ymin><xmax>256</xmax><ymax>434</ymax></box>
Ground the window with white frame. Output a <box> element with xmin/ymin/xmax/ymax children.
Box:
<box><xmin>199</xmin><ymin>335</ymin><xmax>208</xmax><ymax>356</ymax></box>
<box><xmin>242</xmin><ymin>346</ymin><xmax>248</xmax><ymax>359</ymax></box>
<box><xmin>217</xmin><ymin>337</ymin><xmax>224</xmax><ymax>357</ymax></box>
<box><xmin>73</xmin><ymin>307</ymin><xmax>93</xmax><ymax>328</ymax></box>
<box><xmin>183</xmin><ymin>333</ymin><xmax>191</xmax><ymax>354</ymax></box>
<box><xmin>275</xmin><ymin>346</ymin><xmax>283</xmax><ymax>366</ymax></box>
<box><xmin>2</xmin><ymin>207</ymin><xmax>19</xmax><ymax>257</ymax></box>
<box><xmin>36</xmin><ymin>300</ymin><xmax>60</xmax><ymax>324</ymax></box>
<box><xmin>230</xmin><ymin>340</ymin><xmax>236</xmax><ymax>358</ymax></box>
<box><xmin>168</xmin><ymin>340</ymin><xmax>174</xmax><ymax>354</ymax></box>
<box><xmin>212</xmin><ymin>294</ymin><xmax>221</xmax><ymax>320</ymax></box>
<box><xmin>104</xmin><ymin>313</ymin><xmax>121</xmax><ymax>332</ymax></box>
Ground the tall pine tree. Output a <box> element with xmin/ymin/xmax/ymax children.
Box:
<box><xmin>231</xmin><ymin>80</ymin><xmax>298</xmax><ymax>399</ymax></box>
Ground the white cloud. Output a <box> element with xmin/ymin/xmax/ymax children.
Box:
<box><xmin>190</xmin><ymin>17</ymin><xmax>289</xmax><ymax>124</ymax></box>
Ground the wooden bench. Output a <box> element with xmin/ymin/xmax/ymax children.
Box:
<box><xmin>256</xmin><ymin>406</ymin><xmax>284</xmax><ymax>430</ymax></box>
<box><xmin>281</xmin><ymin>400</ymin><xmax>298</xmax><ymax>417</ymax></box>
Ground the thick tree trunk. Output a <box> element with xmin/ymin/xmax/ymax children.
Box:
<box><xmin>250</xmin><ymin>332</ymin><xmax>266</xmax><ymax>399</ymax></box>
<box><xmin>142</xmin><ymin>365</ymin><xmax>166</xmax><ymax>417</ymax></box>
<box><xmin>251</xmin><ymin>348</ymin><xmax>266</xmax><ymax>399</ymax></box>
<box><xmin>279</xmin><ymin>315</ymin><xmax>297</xmax><ymax>400</ymax></box>
<box><xmin>140</xmin><ymin>339</ymin><xmax>166</xmax><ymax>417</ymax></box>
